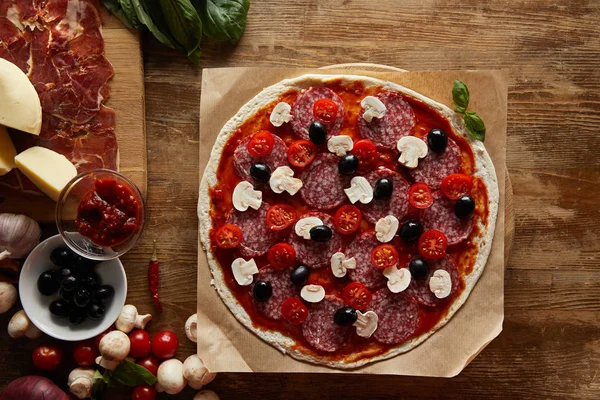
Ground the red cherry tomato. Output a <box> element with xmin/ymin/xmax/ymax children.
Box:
<box><xmin>371</xmin><ymin>244</ymin><xmax>399</xmax><ymax>270</ymax></box>
<box><xmin>247</xmin><ymin>130</ymin><xmax>275</xmax><ymax>157</ymax></box>
<box><xmin>94</xmin><ymin>327</ymin><xmax>113</xmax><ymax>350</ymax></box>
<box><xmin>408</xmin><ymin>182</ymin><xmax>434</xmax><ymax>209</ymax></box>
<box><xmin>266</xmin><ymin>204</ymin><xmax>297</xmax><ymax>231</ymax></box>
<box><xmin>352</xmin><ymin>139</ymin><xmax>378</xmax><ymax>170</ymax></box>
<box><xmin>313</xmin><ymin>98</ymin><xmax>338</xmax><ymax>125</ymax></box>
<box><xmin>132</xmin><ymin>384</ymin><xmax>156</xmax><ymax>400</ymax></box>
<box><xmin>32</xmin><ymin>344</ymin><xmax>64</xmax><ymax>371</ymax></box>
<box><xmin>281</xmin><ymin>298</ymin><xmax>308</xmax><ymax>325</ymax></box>
<box><xmin>287</xmin><ymin>140</ymin><xmax>317</xmax><ymax>167</ymax></box>
<box><xmin>418</xmin><ymin>230</ymin><xmax>448</xmax><ymax>259</ymax></box>
<box><xmin>137</xmin><ymin>355</ymin><xmax>161</xmax><ymax>376</ymax></box>
<box><xmin>215</xmin><ymin>224</ymin><xmax>243</xmax><ymax>249</ymax></box>
<box><xmin>151</xmin><ymin>330</ymin><xmax>179</xmax><ymax>360</ymax></box>
<box><xmin>333</xmin><ymin>205</ymin><xmax>362</xmax><ymax>234</ymax></box>
<box><xmin>267</xmin><ymin>243</ymin><xmax>296</xmax><ymax>269</ymax></box>
<box><xmin>342</xmin><ymin>282</ymin><xmax>373</xmax><ymax>310</ymax></box>
<box><xmin>129</xmin><ymin>330</ymin><xmax>151</xmax><ymax>359</ymax></box>
<box><xmin>73</xmin><ymin>340</ymin><xmax>99</xmax><ymax>367</ymax></box>
<box><xmin>441</xmin><ymin>173</ymin><xmax>473</xmax><ymax>200</ymax></box>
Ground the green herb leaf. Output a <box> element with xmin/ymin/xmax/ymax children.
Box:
<box><xmin>452</xmin><ymin>80</ymin><xmax>469</xmax><ymax>113</ymax></box>
<box><xmin>118</xmin><ymin>0</ymin><xmax>143</xmax><ymax>29</ymax></box>
<box><xmin>130</xmin><ymin>0</ymin><xmax>179</xmax><ymax>49</ymax></box>
<box><xmin>102</xmin><ymin>0</ymin><xmax>135</xmax><ymax>29</ymax></box>
<box><xmin>159</xmin><ymin>0</ymin><xmax>203</xmax><ymax>63</ymax></box>
<box><xmin>196</xmin><ymin>0</ymin><xmax>249</xmax><ymax>43</ymax></box>
<box><xmin>464</xmin><ymin>111</ymin><xmax>486</xmax><ymax>142</ymax></box>
<box><xmin>111</xmin><ymin>360</ymin><xmax>158</xmax><ymax>387</ymax></box>
<box><xmin>94</xmin><ymin>370</ymin><xmax>110</xmax><ymax>384</ymax></box>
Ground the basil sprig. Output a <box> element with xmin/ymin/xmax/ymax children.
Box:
<box><xmin>91</xmin><ymin>360</ymin><xmax>158</xmax><ymax>400</ymax></box>
<box><xmin>452</xmin><ymin>80</ymin><xmax>486</xmax><ymax>142</ymax></box>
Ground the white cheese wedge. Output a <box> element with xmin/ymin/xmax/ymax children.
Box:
<box><xmin>0</xmin><ymin>125</ymin><xmax>17</xmax><ymax>176</ymax></box>
<box><xmin>344</xmin><ymin>176</ymin><xmax>373</xmax><ymax>204</ymax></box>
<box><xmin>0</xmin><ymin>58</ymin><xmax>42</xmax><ymax>135</ymax></box>
<box><xmin>383</xmin><ymin>265</ymin><xmax>411</xmax><ymax>293</ymax></box>
<box><xmin>294</xmin><ymin>216</ymin><xmax>323</xmax><ymax>240</ymax></box>
<box><xmin>397</xmin><ymin>136</ymin><xmax>428</xmax><ymax>169</ymax></box>
<box><xmin>269</xmin><ymin>166</ymin><xmax>302</xmax><ymax>195</ymax></box>
<box><xmin>232</xmin><ymin>181</ymin><xmax>262</xmax><ymax>211</ymax></box>
<box><xmin>270</xmin><ymin>102</ymin><xmax>292</xmax><ymax>127</ymax></box>
<box><xmin>361</xmin><ymin>96</ymin><xmax>386</xmax><ymax>123</ymax></box>
<box><xmin>429</xmin><ymin>269</ymin><xmax>452</xmax><ymax>299</ymax></box>
<box><xmin>330</xmin><ymin>252</ymin><xmax>357</xmax><ymax>278</ymax></box>
<box><xmin>231</xmin><ymin>258</ymin><xmax>259</xmax><ymax>286</ymax></box>
<box><xmin>327</xmin><ymin>135</ymin><xmax>353</xmax><ymax>157</ymax></box>
<box><xmin>14</xmin><ymin>146</ymin><xmax>77</xmax><ymax>201</ymax></box>
<box><xmin>300</xmin><ymin>285</ymin><xmax>325</xmax><ymax>303</ymax></box>
<box><xmin>353</xmin><ymin>310</ymin><xmax>378</xmax><ymax>338</ymax></box>
<box><xmin>375</xmin><ymin>215</ymin><xmax>399</xmax><ymax>243</ymax></box>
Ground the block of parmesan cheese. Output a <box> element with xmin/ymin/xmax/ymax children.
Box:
<box><xmin>0</xmin><ymin>125</ymin><xmax>17</xmax><ymax>176</ymax></box>
<box><xmin>14</xmin><ymin>146</ymin><xmax>77</xmax><ymax>201</ymax></box>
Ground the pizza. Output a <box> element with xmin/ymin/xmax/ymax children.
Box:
<box><xmin>198</xmin><ymin>74</ymin><xmax>499</xmax><ymax>368</ymax></box>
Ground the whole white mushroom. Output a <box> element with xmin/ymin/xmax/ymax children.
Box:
<box><xmin>183</xmin><ymin>355</ymin><xmax>216</xmax><ymax>390</ymax></box>
<box><xmin>0</xmin><ymin>282</ymin><xmax>17</xmax><ymax>314</ymax></box>
<box><xmin>155</xmin><ymin>358</ymin><xmax>187</xmax><ymax>395</ymax></box>
<box><xmin>194</xmin><ymin>389</ymin><xmax>220</xmax><ymax>400</ymax></box>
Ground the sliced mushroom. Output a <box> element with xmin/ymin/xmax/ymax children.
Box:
<box><xmin>429</xmin><ymin>269</ymin><xmax>452</xmax><ymax>299</ymax></box>
<box><xmin>294</xmin><ymin>216</ymin><xmax>323</xmax><ymax>240</ymax></box>
<box><xmin>375</xmin><ymin>215</ymin><xmax>399</xmax><ymax>243</ymax></box>
<box><xmin>269</xmin><ymin>166</ymin><xmax>302</xmax><ymax>195</ymax></box>
<box><xmin>383</xmin><ymin>265</ymin><xmax>411</xmax><ymax>293</ymax></box>
<box><xmin>327</xmin><ymin>135</ymin><xmax>353</xmax><ymax>157</ymax></box>
<box><xmin>330</xmin><ymin>252</ymin><xmax>356</xmax><ymax>278</ymax></box>
<box><xmin>300</xmin><ymin>285</ymin><xmax>325</xmax><ymax>303</ymax></box>
<box><xmin>231</xmin><ymin>258</ymin><xmax>259</xmax><ymax>286</ymax></box>
<box><xmin>353</xmin><ymin>310</ymin><xmax>378</xmax><ymax>338</ymax></box>
<box><xmin>270</xmin><ymin>102</ymin><xmax>292</xmax><ymax>127</ymax></box>
<box><xmin>232</xmin><ymin>181</ymin><xmax>262</xmax><ymax>212</ymax></box>
<box><xmin>344</xmin><ymin>176</ymin><xmax>373</xmax><ymax>204</ymax></box>
<box><xmin>396</xmin><ymin>136</ymin><xmax>428</xmax><ymax>169</ymax></box>
<box><xmin>361</xmin><ymin>96</ymin><xmax>387</xmax><ymax>123</ymax></box>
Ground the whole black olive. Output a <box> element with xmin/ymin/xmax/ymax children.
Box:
<box><xmin>60</xmin><ymin>287</ymin><xmax>74</xmax><ymax>303</ymax></box>
<box><xmin>290</xmin><ymin>265</ymin><xmax>309</xmax><ymax>286</ymax></box>
<box><xmin>94</xmin><ymin>285</ymin><xmax>114</xmax><ymax>305</ymax></box>
<box><xmin>80</xmin><ymin>274</ymin><xmax>100</xmax><ymax>290</ymax></box>
<box><xmin>55</xmin><ymin>267</ymin><xmax>73</xmax><ymax>283</ymax></box>
<box><xmin>338</xmin><ymin>154</ymin><xmax>359</xmax><ymax>176</ymax></box>
<box><xmin>334</xmin><ymin>306</ymin><xmax>358</xmax><ymax>326</ymax></box>
<box><xmin>398</xmin><ymin>220</ymin><xmax>423</xmax><ymax>243</ymax></box>
<box><xmin>253</xmin><ymin>281</ymin><xmax>273</xmax><ymax>303</ymax></box>
<box><xmin>74</xmin><ymin>289</ymin><xmax>92</xmax><ymax>308</ymax></box>
<box><xmin>72</xmin><ymin>256</ymin><xmax>97</xmax><ymax>275</ymax></box>
<box><xmin>310</xmin><ymin>225</ymin><xmax>333</xmax><ymax>242</ymax></box>
<box><xmin>455</xmin><ymin>195</ymin><xmax>475</xmax><ymax>219</ymax></box>
<box><xmin>308</xmin><ymin>121</ymin><xmax>327</xmax><ymax>145</ymax></box>
<box><xmin>61</xmin><ymin>275</ymin><xmax>79</xmax><ymax>292</ymax></box>
<box><xmin>409</xmin><ymin>258</ymin><xmax>428</xmax><ymax>280</ymax></box>
<box><xmin>37</xmin><ymin>271</ymin><xmax>60</xmax><ymax>296</ymax></box>
<box><xmin>49</xmin><ymin>299</ymin><xmax>69</xmax><ymax>318</ymax></box>
<box><xmin>427</xmin><ymin>128</ymin><xmax>448</xmax><ymax>153</ymax></box>
<box><xmin>87</xmin><ymin>303</ymin><xmax>105</xmax><ymax>320</ymax></box>
<box><xmin>68</xmin><ymin>306</ymin><xmax>86</xmax><ymax>325</ymax></box>
<box><xmin>373</xmin><ymin>178</ymin><xmax>393</xmax><ymax>200</ymax></box>
<box><xmin>50</xmin><ymin>247</ymin><xmax>74</xmax><ymax>267</ymax></box>
<box><xmin>250</xmin><ymin>163</ymin><xmax>271</xmax><ymax>183</ymax></box>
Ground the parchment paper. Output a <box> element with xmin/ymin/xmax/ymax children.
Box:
<box><xmin>197</xmin><ymin>68</ymin><xmax>507</xmax><ymax>377</ymax></box>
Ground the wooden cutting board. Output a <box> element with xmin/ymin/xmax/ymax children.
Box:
<box><xmin>0</xmin><ymin>11</ymin><xmax>146</xmax><ymax>222</ymax></box>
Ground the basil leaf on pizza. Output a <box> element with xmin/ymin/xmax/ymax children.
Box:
<box><xmin>198</xmin><ymin>74</ymin><xmax>499</xmax><ymax>368</ymax></box>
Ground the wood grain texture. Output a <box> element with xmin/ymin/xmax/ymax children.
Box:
<box><xmin>1</xmin><ymin>0</ymin><xmax>599</xmax><ymax>398</ymax></box>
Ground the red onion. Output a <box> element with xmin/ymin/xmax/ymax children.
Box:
<box><xmin>0</xmin><ymin>376</ymin><xmax>69</xmax><ymax>400</ymax></box>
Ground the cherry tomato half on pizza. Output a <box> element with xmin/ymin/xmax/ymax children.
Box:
<box><xmin>214</xmin><ymin>224</ymin><xmax>242</xmax><ymax>249</ymax></box>
<box><xmin>313</xmin><ymin>98</ymin><xmax>338</xmax><ymax>125</ymax></box>
<box><xmin>352</xmin><ymin>139</ymin><xmax>379</xmax><ymax>170</ymax></box>
<box><xmin>441</xmin><ymin>173</ymin><xmax>473</xmax><ymax>200</ymax></box>
<box><xmin>408</xmin><ymin>182</ymin><xmax>433</xmax><ymax>209</ymax></box>
<box><xmin>267</xmin><ymin>243</ymin><xmax>297</xmax><ymax>269</ymax></box>
<box><xmin>266</xmin><ymin>204</ymin><xmax>298</xmax><ymax>231</ymax></box>
<box><xmin>342</xmin><ymin>282</ymin><xmax>373</xmax><ymax>310</ymax></box>
<box><xmin>281</xmin><ymin>298</ymin><xmax>308</xmax><ymax>325</ymax></box>
<box><xmin>334</xmin><ymin>205</ymin><xmax>363</xmax><ymax>234</ymax></box>
<box><xmin>371</xmin><ymin>244</ymin><xmax>399</xmax><ymax>270</ymax></box>
<box><xmin>418</xmin><ymin>230</ymin><xmax>448</xmax><ymax>259</ymax></box>
<box><xmin>287</xmin><ymin>140</ymin><xmax>317</xmax><ymax>167</ymax></box>
<box><xmin>247</xmin><ymin>130</ymin><xmax>275</xmax><ymax>157</ymax></box>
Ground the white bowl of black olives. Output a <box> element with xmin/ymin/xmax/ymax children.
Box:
<box><xmin>19</xmin><ymin>234</ymin><xmax>127</xmax><ymax>341</ymax></box>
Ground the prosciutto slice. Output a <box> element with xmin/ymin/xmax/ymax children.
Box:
<box><xmin>0</xmin><ymin>0</ymin><xmax>117</xmax><ymax>196</ymax></box>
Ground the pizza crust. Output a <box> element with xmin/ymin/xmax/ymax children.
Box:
<box><xmin>198</xmin><ymin>74</ymin><xmax>499</xmax><ymax>369</ymax></box>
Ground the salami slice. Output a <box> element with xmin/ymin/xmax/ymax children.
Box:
<box><xmin>408</xmin><ymin>136</ymin><xmax>462</xmax><ymax>189</ymax></box>
<box><xmin>227</xmin><ymin>203</ymin><xmax>280</xmax><ymax>258</ymax></box>
<box><xmin>291</xmin><ymin>87</ymin><xmax>345</xmax><ymax>139</ymax></box>
<box><xmin>404</xmin><ymin>256</ymin><xmax>460</xmax><ymax>307</ymax></box>
<box><xmin>357</xmin><ymin>91</ymin><xmax>415</xmax><ymax>149</ymax></box>
<box><xmin>357</xmin><ymin>168</ymin><xmax>409</xmax><ymax>224</ymax></box>
<box><xmin>251</xmin><ymin>266</ymin><xmax>297</xmax><ymax>321</ymax></box>
<box><xmin>368</xmin><ymin>289</ymin><xmax>419</xmax><ymax>345</ymax></box>
<box><xmin>421</xmin><ymin>191</ymin><xmax>474</xmax><ymax>245</ymax></box>
<box><xmin>346</xmin><ymin>232</ymin><xmax>386</xmax><ymax>290</ymax></box>
<box><xmin>302</xmin><ymin>295</ymin><xmax>351</xmax><ymax>352</ymax></box>
<box><xmin>233</xmin><ymin>134</ymin><xmax>288</xmax><ymax>182</ymax></box>
<box><xmin>300</xmin><ymin>153</ymin><xmax>350</xmax><ymax>210</ymax></box>
<box><xmin>289</xmin><ymin>212</ymin><xmax>344</xmax><ymax>269</ymax></box>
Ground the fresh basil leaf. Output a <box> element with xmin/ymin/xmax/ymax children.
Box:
<box><xmin>196</xmin><ymin>0</ymin><xmax>249</xmax><ymax>43</ymax></box>
<box><xmin>159</xmin><ymin>0</ymin><xmax>203</xmax><ymax>62</ymax></box>
<box><xmin>130</xmin><ymin>0</ymin><xmax>179</xmax><ymax>49</ymax></box>
<box><xmin>91</xmin><ymin>378</ymin><xmax>107</xmax><ymax>400</ymax></box>
<box><xmin>112</xmin><ymin>360</ymin><xmax>158</xmax><ymax>387</ymax></box>
<box><xmin>118</xmin><ymin>0</ymin><xmax>143</xmax><ymax>29</ymax></box>
<box><xmin>94</xmin><ymin>370</ymin><xmax>110</xmax><ymax>384</ymax></box>
<box><xmin>452</xmin><ymin>80</ymin><xmax>469</xmax><ymax>113</ymax></box>
<box><xmin>464</xmin><ymin>111</ymin><xmax>486</xmax><ymax>142</ymax></box>
<box><xmin>102</xmin><ymin>0</ymin><xmax>135</xmax><ymax>29</ymax></box>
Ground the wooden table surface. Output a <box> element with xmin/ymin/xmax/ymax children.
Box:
<box><xmin>1</xmin><ymin>0</ymin><xmax>599</xmax><ymax>398</ymax></box>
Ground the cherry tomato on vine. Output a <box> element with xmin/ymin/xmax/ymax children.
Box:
<box><xmin>73</xmin><ymin>340</ymin><xmax>98</xmax><ymax>367</ymax></box>
<box><xmin>137</xmin><ymin>355</ymin><xmax>160</xmax><ymax>376</ymax></box>
<box><xmin>32</xmin><ymin>344</ymin><xmax>64</xmax><ymax>371</ymax></box>
<box><xmin>151</xmin><ymin>330</ymin><xmax>179</xmax><ymax>360</ymax></box>
<box><xmin>129</xmin><ymin>330</ymin><xmax>151</xmax><ymax>359</ymax></box>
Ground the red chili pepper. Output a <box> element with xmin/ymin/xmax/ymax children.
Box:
<box><xmin>148</xmin><ymin>240</ymin><xmax>163</xmax><ymax>312</ymax></box>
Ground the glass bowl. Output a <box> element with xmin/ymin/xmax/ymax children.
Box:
<box><xmin>56</xmin><ymin>169</ymin><xmax>145</xmax><ymax>261</ymax></box>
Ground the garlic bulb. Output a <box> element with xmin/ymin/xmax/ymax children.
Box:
<box><xmin>0</xmin><ymin>214</ymin><xmax>41</xmax><ymax>260</ymax></box>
